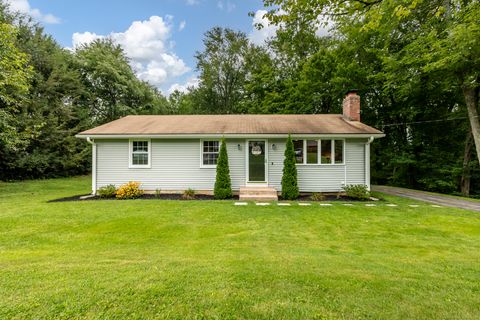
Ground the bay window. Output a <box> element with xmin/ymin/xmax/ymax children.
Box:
<box><xmin>294</xmin><ymin>139</ymin><xmax>344</xmax><ymax>165</ymax></box>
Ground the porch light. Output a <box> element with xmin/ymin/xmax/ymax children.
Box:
<box><xmin>272</xmin><ymin>143</ymin><xmax>276</xmax><ymax>150</ymax></box>
<box><xmin>237</xmin><ymin>144</ymin><xmax>241</xmax><ymax>150</ymax></box>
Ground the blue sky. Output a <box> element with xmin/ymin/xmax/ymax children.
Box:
<box><xmin>6</xmin><ymin>0</ymin><xmax>278</xmax><ymax>94</ymax></box>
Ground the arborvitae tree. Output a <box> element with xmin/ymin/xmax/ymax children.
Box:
<box><xmin>281</xmin><ymin>134</ymin><xmax>299</xmax><ymax>200</ymax></box>
<box><xmin>214</xmin><ymin>138</ymin><xmax>233</xmax><ymax>199</ymax></box>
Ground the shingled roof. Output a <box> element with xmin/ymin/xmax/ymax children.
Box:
<box><xmin>77</xmin><ymin>114</ymin><xmax>383</xmax><ymax>137</ymax></box>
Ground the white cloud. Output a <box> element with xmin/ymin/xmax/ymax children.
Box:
<box><xmin>249</xmin><ymin>10</ymin><xmax>280</xmax><ymax>45</ymax></box>
<box><xmin>217</xmin><ymin>0</ymin><xmax>235</xmax><ymax>12</ymax></box>
<box><xmin>71</xmin><ymin>16</ymin><xmax>190</xmax><ymax>91</ymax></box>
<box><xmin>186</xmin><ymin>0</ymin><xmax>200</xmax><ymax>5</ymax></box>
<box><xmin>168</xmin><ymin>76</ymin><xmax>200</xmax><ymax>95</ymax></box>
<box><xmin>179</xmin><ymin>20</ymin><xmax>186</xmax><ymax>31</ymax></box>
<box><xmin>5</xmin><ymin>0</ymin><xmax>60</xmax><ymax>24</ymax></box>
<box><xmin>314</xmin><ymin>16</ymin><xmax>333</xmax><ymax>37</ymax></box>
<box><xmin>72</xmin><ymin>32</ymin><xmax>103</xmax><ymax>48</ymax></box>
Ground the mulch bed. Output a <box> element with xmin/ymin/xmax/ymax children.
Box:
<box><xmin>48</xmin><ymin>193</ymin><xmax>238</xmax><ymax>203</ymax></box>
<box><xmin>49</xmin><ymin>193</ymin><xmax>379</xmax><ymax>203</ymax></box>
<box><xmin>292</xmin><ymin>194</ymin><xmax>378</xmax><ymax>202</ymax></box>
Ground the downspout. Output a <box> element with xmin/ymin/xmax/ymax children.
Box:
<box><xmin>365</xmin><ymin>136</ymin><xmax>374</xmax><ymax>191</ymax></box>
<box><xmin>86</xmin><ymin>137</ymin><xmax>97</xmax><ymax>195</ymax></box>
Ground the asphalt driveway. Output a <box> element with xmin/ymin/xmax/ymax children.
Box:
<box><xmin>372</xmin><ymin>185</ymin><xmax>480</xmax><ymax>212</ymax></box>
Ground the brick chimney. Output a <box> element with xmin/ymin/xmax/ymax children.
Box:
<box><xmin>342</xmin><ymin>89</ymin><xmax>360</xmax><ymax>121</ymax></box>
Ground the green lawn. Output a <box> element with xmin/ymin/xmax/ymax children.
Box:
<box><xmin>1</xmin><ymin>177</ymin><xmax>479</xmax><ymax>319</ymax></box>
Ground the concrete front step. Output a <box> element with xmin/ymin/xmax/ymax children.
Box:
<box><xmin>240</xmin><ymin>195</ymin><xmax>279</xmax><ymax>201</ymax></box>
<box><xmin>239</xmin><ymin>187</ymin><xmax>278</xmax><ymax>201</ymax></box>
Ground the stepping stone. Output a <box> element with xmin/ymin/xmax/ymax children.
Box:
<box><xmin>369</xmin><ymin>197</ymin><xmax>380</xmax><ymax>201</ymax></box>
<box><xmin>343</xmin><ymin>203</ymin><xmax>354</xmax><ymax>206</ymax></box>
<box><xmin>431</xmin><ymin>205</ymin><xmax>442</xmax><ymax>208</ymax></box>
<box><xmin>234</xmin><ymin>202</ymin><xmax>248</xmax><ymax>206</ymax></box>
<box><xmin>386</xmin><ymin>204</ymin><xmax>397</xmax><ymax>207</ymax></box>
<box><xmin>320</xmin><ymin>203</ymin><xmax>332</xmax><ymax>206</ymax></box>
<box><xmin>299</xmin><ymin>203</ymin><xmax>311</xmax><ymax>206</ymax></box>
<box><xmin>409</xmin><ymin>205</ymin><xmax>420</xmax><ymax>208</ymax></box>
<box><xmin>256</xmin><ymin>202</ymin><xmax>270</xmax><ymax>206</ymax></box>
<box><xmin>365</xmin><ymin>204</ymin><xmax>376</xmax><ymax>207</ymax></box>
<box><xmin>278</xmin><ymin>203</ymin><xmax>291</xmax><ymax>206</ymax></box>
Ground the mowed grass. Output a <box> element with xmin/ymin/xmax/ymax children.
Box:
<box><xmin>1</xmin><ymin>177</ymin><xmax>479</xmax><ymax>320</ymax></box>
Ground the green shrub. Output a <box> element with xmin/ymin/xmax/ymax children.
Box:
<box><xmin>343</xmin><ymin>184</ymin><xmax>370</xmax><ymax>200</ymax></box>
<box><xmin>182</xmin><ymin>188</ymin><xmax>195</xmax><ymax>200</ymax></box>
<box><xmin>281</xmin><ymin>134</ymin><xmax>299</xmax><ymax>200</ymax></box>
<box><xmin>214</xmin><ymin>138</ymin><xmax>233</xmax><ymax>199</ymax></box>
<box><xmin>310</xmin><ymin>192</ymin><xmax>325</xmax><ymax>201</ymax></box>
<box><xmin>116</xmin><ymin>181</ymin><xmax>144</xmax><ymax>199</ymax></box>
<box><xmin>97</xmin><ymin>184</ymin><xmax>116</xmax><ymax>198</ymax></box>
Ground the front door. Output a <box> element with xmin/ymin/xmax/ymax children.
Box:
<box><xmin>247</xmin><ymin>140</ymin><xmax>267</xmax><ymax>185</ymax></box>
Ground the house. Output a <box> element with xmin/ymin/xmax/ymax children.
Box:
<box><xmin>76</xmin><ymin>91</ymin><xmax>384</xmax><ymax>198</ymax></box>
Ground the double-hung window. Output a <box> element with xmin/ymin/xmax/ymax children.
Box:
<box><xmin>129</xmin><ymin>140</ymin><xmax>151</xmax><ymax>168</ymax></box>
<box><xmin>294</xmin><ymin>139</ymin><xmax>344</xmax><ymax>165</ymax></box>
<box><xmin>201</xmin><ymin>140</ymin><xmax>220</xmax><ymax>167</ymax></box>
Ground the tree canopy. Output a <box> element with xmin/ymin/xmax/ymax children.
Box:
<box><xmin>1</xmin><ymin>0</ymin><xmax>479</xmax><ymax>197</ymax></box>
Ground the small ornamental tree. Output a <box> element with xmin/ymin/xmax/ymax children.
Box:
<box><xmin>281</xmin><ymin>134</ymin><xmax>299</xmax><ymax>200</ymax></box>
<box><xmin>214</xmin><ymin>138</ymin><xmax>233</xmax><ymax>199</ymax></box>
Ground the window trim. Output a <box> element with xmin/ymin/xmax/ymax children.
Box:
<box><xmin>128</xmin><ymin>139</ymin><xmax>151</xmax><ymax>169</ymax></box>
<box><xmin>292</xmin><ymin>139</ymin><xmax>305</xmax><ymax>164</ymax></box>
<box><xmin>333</xmin><ymin>139</ymin><xmax>345</xmax><ymax>165</ymax></box>
<box><xmin>200</xmin><ymin>139</ymin><xmax>220</xmax><ymax>168</ymax></box>
<box><xmin>295</xmin><ymin>139</ymin><xmax>345</xmax><ymax>166</ymax></box>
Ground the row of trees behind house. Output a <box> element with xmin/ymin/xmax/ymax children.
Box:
<box><xmin>1</xmin><ymin>0</ymin><xmax>479</xmax><ymax>197</ymax></box>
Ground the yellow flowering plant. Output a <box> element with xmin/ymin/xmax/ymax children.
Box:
<box><xmin>116</xmin><ymin>181</ymin><xmax>144</xmax><ymax>199</ymax></box>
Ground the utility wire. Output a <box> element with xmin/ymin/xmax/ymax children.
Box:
<box><xmin>379</xmin><ymin>115</ymin><xmax>476</xmax><ymax>128</ymax></box>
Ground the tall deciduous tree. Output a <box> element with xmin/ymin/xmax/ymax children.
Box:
<box><xmin>75</xmin><ymin>39</ymin><xmax>167</xmax><ymax>124</ymax></box>
<box><xmin>261</xmin><ymin>0</ymin><xmax>480</xmax><ymax>166</ymax></box>
<box><xmin>194</xmin><ymin>27</ymin><xmax>266</xmax><ymax>114</ymax></box>
<box><xmin>0</xmin><ymin>22</ymin><xmax>32</xmax><ymax>152</ymax></box>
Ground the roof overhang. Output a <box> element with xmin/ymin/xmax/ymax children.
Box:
<box><xmin>76</xmin><ymin>133</ymin><xmax>386</xmax><ymax>139</ymax></box>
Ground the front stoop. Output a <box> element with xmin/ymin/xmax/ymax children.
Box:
<box><xmin>239</xmin><ymin>187</ymin><xmax>278</xmax><ymax>201</ymax></box>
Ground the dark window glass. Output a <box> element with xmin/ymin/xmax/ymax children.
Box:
<box><xmin>202</xmin><ymin>141</ymin><xmax>220</xmax><ymax>165</ymax></box>
<box><xmin>293</xmin><ymin>140</ymin><xmax>304</xmax><ymax>164</ymax></box>
<box><xmin>133</xmin><ymin>141</ymin><xmax>148</xmax><ymax>152</ymax></box>
<box><xmin>334</xmin><ymin>140</ymin><xmax>343</xmax><ymax>164</ymax></box>
<box><xmin>306</xmin><ymin>140</ymin><xmax>318</xmax><ymax>164</ymax></box>
<box><xmin>132</xmin><ymin>140</ymin><xmax>149</xmax><ymax>166</ymax></box>
<box><xmin>321</xmin><ymin>140</ymin><xmax>332</xmax><ymax>164</ymax></box>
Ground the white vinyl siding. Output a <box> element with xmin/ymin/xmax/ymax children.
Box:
<box><xmin>95</xmin><ymin>138</ymin><xmax>367</xmax><ymax>193</ymax></box>
<box><xmin>345</xmin><ymin>139</ymin><xmax>366</xmax><ymax>185</ymax></box>
<box><xmin>268</xmin><ymin>138</ymin><xmax>366</xmax><ymax>192</ymax></box>
<box><xmin>97</xmin><ymin>139</ymin><xmax>245</xmax><ymax>191</ymax></box>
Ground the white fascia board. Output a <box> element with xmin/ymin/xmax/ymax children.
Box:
<box><xmin>75</xmin><ymin>133</ymin><xmax>385</xmax><ymax>139</ymax></box>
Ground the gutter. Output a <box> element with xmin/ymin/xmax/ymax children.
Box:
<box><xmin>76</xmin><ymin>133</ymin><xmax>386</xmax><ymax>139</ymax></box>
<box><xmin>365</xmin><ymin>136</ymin><xmax>374</xmax><ymax>191</ymax></box>
<box><xmin>86</xmin><ymin>137</ymin><xmax>97</xmax><ymax>195</ymax></box>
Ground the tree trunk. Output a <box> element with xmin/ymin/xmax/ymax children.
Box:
<box><xmin>461</xmin><ymin>130</ymin><xmax>473</xmax><ymax>196</ymax></box>
<box><xmin>463</xmin><ymin>86</ymin><xmax>480</xmax><ymax>165</ymax></box>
